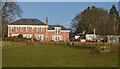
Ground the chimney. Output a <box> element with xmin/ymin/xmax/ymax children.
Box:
<box><xmin>46</xmin><ymin>17</ymin><xmax>48</xmax><ymax>25</ymax></box>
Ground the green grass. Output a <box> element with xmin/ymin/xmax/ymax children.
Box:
<box><xmin>2</xmin><ymin>41</ymin><xmax>118</xmax><ymax>67</ymax></box>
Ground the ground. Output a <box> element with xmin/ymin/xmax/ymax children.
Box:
<box><xmin>2</xmin><ymin>41</ymin><xmax>118</xmax><ymax>67</ymax></box>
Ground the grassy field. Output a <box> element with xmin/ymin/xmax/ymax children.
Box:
<box><xmin>2</xmin><ymin>41</ymin><xmax>118</xmax><ymax>67</ymax></box>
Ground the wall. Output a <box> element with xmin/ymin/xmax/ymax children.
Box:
<box><xmin>47</xmin><ymin>31</ymin><xmax>69</xmax><ymax>42</ymax></box>
<box><xmin>8</xmin><ymin>26</ymin><xmax>47</xmax><ymax>40</ymax></box>
<box><xmin>8</xmin><ymin>25</ymin><xmax>70</xmax><ymax>42</ymax></box>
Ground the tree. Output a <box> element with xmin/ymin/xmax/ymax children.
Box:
<box><xmin>0</xmin><ymin>2</ymin><xmax>2</xmax><ymax>39</ymax></box>
<box><xmin>118</xmin><ymin>2</ymin><xmax>120</xmax><ymax>35</ymax></box>
<box><xmin>118</xmin><ymin>18</ymin><xmax>120</xmax><ymax>35</ymax></box>
<box><xmin>2</xmin><ymin>2</ymin><xmax>23</xmax><ymax>37</ymax></box>
<box><xmin>110</xmin><ymin>5</ymin><xmax>119</xmax><ymax>18</ymax></box>
<box><xmin>110</xmin><ymin>4</ymin><xmax>119</xmax><ymax>35</ymax></box>
<box><xmin>71</xmin><ymin>6</ymin><xmax>114</xmax><ymax>35</ymax></box>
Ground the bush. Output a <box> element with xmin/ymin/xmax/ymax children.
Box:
<box><xmin>50</xmin><ymin>40</ymin><xmax>54</xmax><ymax>42</ymax></box>
<box><xmin>18</xmin><ymin>34</ymin><xmax>23</xmax><ymax>38</ymax></box>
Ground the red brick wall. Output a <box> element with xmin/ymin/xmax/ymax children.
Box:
<box><xmin>61</xmin><ymin>32</ymin><xmax>69</xmax><ymax>41</ymax></box>
<box><xmin>47</xmin><ymin>31</ymin><xmax>69</xmax><ymax>41</ymax></box>
<box><xmin>8</xmin><ymin>26</ymin><xmax>69</xmax><ymax>42</ymax></box>
<box><xmin>8</xmin><ymin>27</ymin><xmax>47</xmax><ymax>39</ymax></box>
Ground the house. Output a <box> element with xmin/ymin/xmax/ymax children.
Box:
<box><xmin>74</xmin><ymin>32</ymin><xmax>98</xmax><ymax>42</ymax></box>
<box><xmin>7</xmin><ymin>17</ymin><xmax>70</xmax><ymax>42</ymax></box>
<box><xmin>85</xmin><ymin>32</ymin><xmax>97</xmax><ymax>42</ymax></box>
<box><xmin>106</xmin><ymin>35</ymin><xmax>120</xmax><ymax>43</ymax></box>
<box><xmin>75</xmin><ymin>33</ymin><xmax>85</xmax><ymax>39</ymax></box>
<box><xmin>74</xmin><ymin>31</ymin><xmax>86</xmax><ymax>40</ymax></box>
<box><xmin>75</xmin><ymin>34</ymin><xmax>80</xmax><ymax>40</ymax></box>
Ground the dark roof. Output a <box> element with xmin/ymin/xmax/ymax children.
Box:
<box><xmin>75</xmin><ymin>34</ymin><xmax>80</xmax><ymax>36</ymax></box>
<box><xmin>78</xmin><ymin>35</ymin><xmax>86</xmax><ymax>39</ymax></box>
<box><xmin>85</xmin><ymin>32</ymin><xmax>97</xmax><ymax>34</ymax></box>
<box><xmin>48</xmin><ymin>25</ymin><xmax>69</xmax><ymax>30</ymax></box>
<box><xmin>10</xmin><ymin>18</ymin><xmax>46</xmax><ymax>25</ymax></box>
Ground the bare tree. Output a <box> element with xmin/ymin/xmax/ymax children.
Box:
<box><xmin>2</xmin><ymin>2</ymin><xmax>23</xmax><ymax>37</ymax></box>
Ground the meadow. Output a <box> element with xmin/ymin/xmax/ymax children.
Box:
<box><xmin>2</xmin><ymin>41</ymin><xmax>118</xmax><ymax>67</ymax></box>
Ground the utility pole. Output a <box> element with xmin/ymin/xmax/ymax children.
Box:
<box><xmin>93</xmin><ymin>28</ymin><xmax>96</xmax><ymax>41</ymax></box>
<box><xmin>93</xmin><ymin>28</ymin><xmax>95</xmax><ymax>36</ymax></box>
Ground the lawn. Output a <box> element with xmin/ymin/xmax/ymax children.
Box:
<box><xmin>2</xmin><ymin>41</ymin><xmax>118</xmax><ymax>67</ymax></box>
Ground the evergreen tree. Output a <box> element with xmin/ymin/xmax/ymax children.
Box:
<box><xmin>110</xmin><ymin>4</ymin><xmax>119</xmax><ymax>35</ymax></box>
<box><xmin>110</xmin><ymin>5</ymin><xmax>119</xmax><ymax>18</ymax></box>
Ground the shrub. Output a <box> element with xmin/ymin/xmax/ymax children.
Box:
<box><xmin>18</xmin><ymin>34</ymin><xmax>23</xmax><ymax>38</ymax></box>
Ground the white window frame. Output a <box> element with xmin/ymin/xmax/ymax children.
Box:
<box><xmin>55</xmin><ymin>27</ymin><xmax>61</xmax><ymax>34</ymax></box>
<box><xmin>36</xmin><ymin>27</ymin><xmax>40</xmax><ymax>32</ymax></box>
<box><xmin>26</xmin><ymin>26</ymin><xmax>29</xmax><ymax>32</ymax></box>
<box><xmin>41</xmin><ymin>27</ymin><xmax>44</xmax><ymax>32</ymax></box>
<box><xmin>38</xmin><ymin>27</ymin><xmax>40</xmax><ymax>32</ymax></box>
<box><xmin>23</xmin><ymin>34</ymin><xmax>32</xmax><ymax>38</ymax></box>
<box><xmin>16</xmin><ymin>27</ymin><xmax>19</xmax><ymax>32</ymax></box>
<box><xmin>58</xmin><ymin>28</ymin><xmax>61</xmax><ymax>34</ymax></box>
<box><xmin>32</xmin><ymin>27</ymin><xmax>34</xmax><ymax>32</ymax></box>
<box><xmin>10</xmin><ymin>27</ymin><xmax>14</xmax><ymax>33</ymax></box>
<box><xmin>52</xmin><ymin>35</ymin><xmax>62</xmax><ymax>41</ymax></box>
<box><xmin>35</xmin><ymin>34</ymin><xmax>44</xmax><ymax>41</ymax></box>
<box><xmin>20</xmin><ymin>27</ymin><xmax>24</xmax><ymax>32</ymax></box>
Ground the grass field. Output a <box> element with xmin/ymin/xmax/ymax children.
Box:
<box><xmin>2</xmin><ymin>41</ymin><xmax>118</xmax><ymax>67</ymax></box>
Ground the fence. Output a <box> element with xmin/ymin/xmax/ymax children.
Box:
<box><xmin>2</xmin><ymin>37</ymin><xmax>120</xmax><ymax>46</ymax></box>
<box><xmin>68</xmin><ymin>42</ymin><xmax>119</xmax><ymax>46</ymax></box>
<box><xmin>2</xmin><ymin>37</ymin><xmax>31</xmax><ymax>42</ymax></box>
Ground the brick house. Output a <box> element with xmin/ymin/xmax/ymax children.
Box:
<box><xmin>7</xmin><ymin>17</ymin><xmax>70</xmax><ymax>42</ymax></box>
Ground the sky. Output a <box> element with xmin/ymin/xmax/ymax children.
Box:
<box><xmin>2</xmin><ymin>0</ymin><xmax>120</xmax><ymax>2</ymax></box>
<box><xmin>16</xmin><ymin>2</ymin><xmax>118</xmax><ymax>28</ymax></box>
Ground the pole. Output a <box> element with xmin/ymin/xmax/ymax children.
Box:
<box><xmin>93</xmin><ymin>28</ymin><xmax>95</xmax><ymax>36</ymax></box>
<box><xmin>93</xmin><ymin>28</ymin><xmax>96</xmax><ymax>41</ymax></box>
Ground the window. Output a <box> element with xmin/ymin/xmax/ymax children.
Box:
<box><xmin>55</xmin><ymin>36</ymin><xmax>57</xmax><ymax>41</ymax></box>
<box><xmin>24</xmin><ymin>35</ymin><xmax>32</xmax><ymax>38</ymax></box>
<box><xmin>55</xmin><ymin>29</ymin><xmax>57</xmax><ymax>34</ymax></box>
<box><xmin>35</xmin><ymin>35</ymin><xmax>44</xmax><ymax>41</ymax></box>
<box><xmin>52</xmin><ymin>35</ymin><xmax>62</xmax><ymax>41</ymax></box>
<box><xmin>10</xmin><ymin>27</ymin><xmax>14</xmax><ymax>32</ymax></box>
<box><xmin>20</xmin><ymin>27</ymin><xmax>24</xmax><ymax>32</ymax></box>
<box><xmin>28</xmin><ymin>35</ymin><xmax>30</xmax><ymax>38</ymax></box>
<box><xmin>36</xmin><ymin>27</ymin><xmax>38</xmax><ymax>32</ymax></box>
<box><xmin>58</xmin><ymin>28</ymin><xmax>61</xmax><ymax>34</ymax></box>
<box><xmin>36</xmin><ymin>27</ymin><xmax>40</xmax><ymax>32</ymax></box>
<box><xmin>16</xmin><ymin>27</ymin><xmax>19</xmax><ymax>32</ymax></box>
<box><xmin>55</xmin><ymin>27</ymin><xmax>61</xmax><ymax>34</ymax></box>
<box><xmin>40</xmin><ymin>35</ymin><xmax>44</xmax><ymax>41</ymax></box>
<box><xmin>38</xmin><ymin>27</ymin><xmax>40</xmax><ymax>32</ymax></box>
<box><xmin>26</xmin><ymin>26</ymin><xmax>29</xmax><ymax>32</ymax></box>
<box><xmin>41</xmin><ymin>27</ymin><xmax>44</xmax><ymax>32</ymax></box>
<box><xmin>32</xmin><ymin>27</ymin><xmax>34</xmax><ymax>32</ymax></box>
